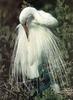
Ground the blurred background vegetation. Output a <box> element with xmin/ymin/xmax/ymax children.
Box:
<box><xmin>0</xmin><ymin>0</ymin><xmax>73</xmax><ymax>100</ymax></box>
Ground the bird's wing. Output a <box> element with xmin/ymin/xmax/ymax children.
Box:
<box><xmin>40</xmin><ymin>28</ymin><xmax>68</xmax><ymax>87</ymax></box>
<box><xmin>10</xmin><ymin>24</ymin><xmax>28</xmax><ymax>83</ymax></box>
<box><xmin>33</xmin><ymin>10</ymin><xmax>58</xmax><ymax>27</ymax></box>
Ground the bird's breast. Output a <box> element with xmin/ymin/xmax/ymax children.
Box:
<box><xmin>25</xmin><ymin>41</ymin><xmax>40</xmax><ymax>79</ymax></box>
<box><xmin>27</xmin><ymin>41</ymin><xmax>38</xmax><ymax>66</ymax></box>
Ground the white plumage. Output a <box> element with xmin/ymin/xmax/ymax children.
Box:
<box><xmin>10</xmin><ymin>7</ymin><xmax>68</xmax><ymax>91</ymax></box>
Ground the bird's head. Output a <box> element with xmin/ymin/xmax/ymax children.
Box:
<box><xmin>19</xmin><ymin>7</ymin><xmax>36</xmax><ymax>38</ymax></box>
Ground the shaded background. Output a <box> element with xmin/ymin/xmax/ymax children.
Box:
<box><xmin>0</xmin><ymin>0</ymin><xmax>73</xmax><ymax>100</ymax></box>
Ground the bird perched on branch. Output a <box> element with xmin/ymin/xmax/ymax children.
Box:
<box><xmin>10</xmin><ymin>7</ymin><xmax>68</xmax><ymax>93</ymax></box>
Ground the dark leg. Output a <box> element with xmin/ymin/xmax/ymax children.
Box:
<box><xmin>37</xmin><ymin>78</ymin><xmax>40</xmax><ymax>94</ymax></box>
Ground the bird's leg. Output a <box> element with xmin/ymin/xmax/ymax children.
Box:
<box><xmin>37</xmin><ymin>78</ymin><xmax>40</xmax><ymax>94</ymax></box>
<box><xmin>30</xmin><ymin>78</ymin><xmax>40</xmax><ymax>97</ymax></box>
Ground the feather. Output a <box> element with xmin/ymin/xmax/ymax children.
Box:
<box><xmin>19</xmin><ymin>7</ymin><xmax>58</xmax><ymax>27</ymax></box>
<box><xmin>10</xmin><ymin>7</ymin><xmax>68</xmax><ymax>88</ymax></box>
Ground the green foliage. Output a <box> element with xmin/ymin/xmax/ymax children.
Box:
<box><xmin>35</xmin><ymin>88</ymin><xmax>67</xmax><ymax>100</ymax></box>
<box><xmin>0</xmin><ymin>0</ymin><xmax>73</xmax><ymax>99</ymax></box>
<box><xmin>55</xmin><ymin>0</ymin><xmax>73</xmax><ymax>87</ymax></box>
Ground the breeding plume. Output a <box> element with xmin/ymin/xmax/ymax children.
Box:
<box><xmin>10</xmin><ymin>7</ymin><xmax>68</xmax><ymax>92</ymax></box>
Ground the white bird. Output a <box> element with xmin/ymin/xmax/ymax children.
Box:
<box><xmin>10</xmin><ymin>7</ymin><xmax>68</xmax><ymax>93</ymax></box>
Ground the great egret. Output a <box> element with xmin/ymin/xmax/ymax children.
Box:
<box><xmin>10</xmin><ymin>7</ymin><xmax>68</xmax><ymax>93</ymax></box>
